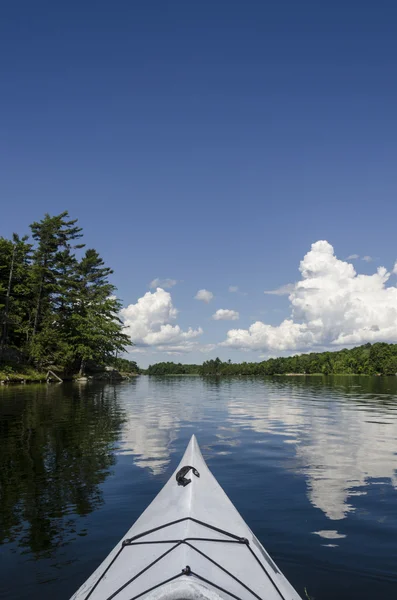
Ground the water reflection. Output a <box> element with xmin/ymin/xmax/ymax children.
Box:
<box><xmin>0</xmin><ymin>384</ymin><xmax>125</xmax><ymax>557</ymax></box>
<box><xmin>227</xmin><ymin>376</ymin><xmax>397</xmax><ymax>521</ymax></box>
<box><xmin>1</xmin><ymin>376</ymin><xmax>397</xmax><ymax>600</ymax></box>
<box><xmin>117</xmin><ymin>377</ymin><xmax>204</xmax><ymax>474</ymax></box>
<box><xmin>313</xmin><ymin>530</ymin><xmax>346</xmax><ymax>539</ymax></box>
<box><xmin>117</xmin><ymin>375</ymin><xmax>397</xmax><ymax>523</ymax></box>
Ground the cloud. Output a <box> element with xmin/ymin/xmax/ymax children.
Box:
<box><xmin>121</xmin><ymin>288</ymin><xmax>202</xmax><ymax>351</ymax></box>
<box><xmin>149</xmin><ymin>278</ymin><xmax>177</xmax><ymax>289</ymax></box>
<box><xmin>362</xmin><ymin>256</ymin><xmax>373</xmax><ymax>263</ymax></box>
<box><xmin>227</xmin><ymin>388</ymin><xmax>397</xmax><ymax>521</ymax></box>
<box><xmin>118</xmin><ymin>389</ymin><xmax>203</xmax><ymax>474</ymax></box>
<box><xmin>161</xmin><ymin>343</ymin><xmax>198</xmax><ymax>354</ymax></box>
<box><xmin>212</xmin><ymin>309</ymin><xmax>239</xmax><ymax>321</ymax></box>
<box><xmin>346</xmin><ymin>254</ymin><xmax>359</xmax><ymax>260</ymax></box>
<box><xmin>199</xmin><ymin>344</ymin><xmax>217</xmax><ymax>353</ymax></box>
<box><xmin>393</xmin><ymin>261</ymin><xmax>397</xmax><ymax>275</ymax></box>
<box><xmin>228</xmin><ymin>286</ymin><xmax>239</xmax><ymax>293</ymax></box>
<box><xmin>222</xmin><ymin>240</ymin><xmax>397</xmax><ymax>352</ymax></box>
<box><xmin>194</xmin><ymin>289</ymin><xmax>214</xmax><ymax>303</ymax></box>
<box><xmin>264</xmin><ymin>283</ymin><xmax>295</xmax><ymax>296</ymax></box>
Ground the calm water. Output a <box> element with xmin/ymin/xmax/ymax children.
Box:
<box><xmin>1</xmin><ymin>376</ymin><xmax>397</xmax><ymax>600</ymax></box>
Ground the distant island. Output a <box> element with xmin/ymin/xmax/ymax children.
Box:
<box><xmin>147</xmin><ymin>343</ymin><xmax>397</xmax><ymax>376</ymax></box>
<box><xmin>0</xmin><ymin>211</ymin><xmax>136</xmax><ymax>382</ymax></box>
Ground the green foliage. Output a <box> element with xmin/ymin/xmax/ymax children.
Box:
<box><xmin>201</xmin><ymin>357</ymin><xmax>223</xmax><ymax>376</ymax></box>
<box><xmin>0</xmin><ymin>362</ymin><xmax>47</xmax><ymax>382</ymax></box>
<box><xmin>148</xmin><ymin>344</ymin><xmax>397</xmax><ymax>377</ymax></box>
<box><xmin>29</xmin><ymin>212</ymin><xmax>84</xmax><ymax>340</ymax></box>
<box><xmin>109</xmin><ymin>357</ymin><xmax>140</xmax><ymax>374</ymax></box>
<box><xmin>0</xmin><ymin>234</ymin><xmax>33</xmax><ymax>352</ymax></box>
<box><xmin>0</xmin><ymin>212</ymin><xmax>132</xmax><ymax>374</ymax></box>
<box><xmin>147</xmin><ymin>362</ymin><xmax>201</xmax><ymax>375</ymax></box>
<box><xmin>66</xmin><ymin>248</ymin><xmax>130</xmax><ymax>375</ymax></box>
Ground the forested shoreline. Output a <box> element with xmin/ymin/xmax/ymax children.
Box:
<box><xmin>147</xmin><ymin>343</ymin><xmax>397</xmax><ymax>376</ymax></box>
<box><xmin>2</xmin><ymin>215</ymin><xmax>397</xmax><ymax>382</ymax></box>
<box><xmin>0</xmin><ymin>211</ymin><xmax>137</xmax><ymax>379</ymax></box>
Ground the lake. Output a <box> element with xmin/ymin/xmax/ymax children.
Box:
<box><xmin>1</xmin><ymin>375</ymin><xmax>397</xmax><ymax>599</ymax></box>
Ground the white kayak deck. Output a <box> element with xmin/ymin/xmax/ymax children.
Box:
<box><xmin>71</xmin><ymin>435</ymin><xmax>302</xmax><ymax>600</ymax></box>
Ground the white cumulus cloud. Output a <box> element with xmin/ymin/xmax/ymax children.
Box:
<box><xmin>222</xmin><ymin>240</ymin><xmax>397</xmax><ymax>352</ymax></box>
<box><xmin>121</xmin><ymin>288</ymin><xmax>202</xmax><ymax>351</ymax></box>
<box><xmin>149</xmin><ymin>278</ymin><xmax>177</xmax><ymax>289</ymax></box>
<box><xmin>212</xmin><ymin>309</ymin><xmax>239</xmax><ymax>321</ymax></box>
<box><xmin>195</xmin><ymin>289</ymin><xmax>214</xmax><ymax>303</ymax></box>
<box><xmin>228</xmin><ymin>286</ymin><xmax>239</xmax><ymax>293</ymax></box>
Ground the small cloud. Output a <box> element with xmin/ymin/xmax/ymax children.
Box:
<box><xmin>264</xmin><ymin>283</ymin><xmax>295</xmax><ymax>296</ymax></box>
<box><xmin>393</xmin><ymin>261</ymin><xmax>397</xmax><ymax>275</ymax></box>
<box><xmin>362</xmin><ymin>256</ymin><xmax>373</xmax><ymax>263</ymax></box>
<box><xmin>195</xmin><ymin>289</ymin><xmax>214</xmax><ymax>303</ymax></box>
<box><xmin>346</xmin><ymin>254</ymin><xmax>359</xmax><ymax>260</ymax></box>
<box><xmin>199</xmin><ymin>344</ymin><xmax>217</xmax><ymax>353</ymax></box>
<box><xmin>228</xmin><ymin>286</ymin><xmax>239</xmax><ymax>293</ymax></box>
<box><xmin>212</xmin><ymin>309</ymin><xmax>239</xmax><ymax>321</ymax></box>
<box><xmin>150</xmin><ymin>278</ymin><xmax>177</xmax><ymax>289</ymax></box>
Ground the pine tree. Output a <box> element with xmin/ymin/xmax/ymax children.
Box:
<box><xmin>30</xmin><ymin>211</ymin><xmax>83</xmax><ymax>338</ymax></box>
<box><xmin>68</xmin><ymin>249</ymin><xmax>130</xmax><ymax>375</ymax></box>
<box><xmin>29</xmin><ymin>212</ymin><xmax>83</xmax><ymax>365</ymax></box>
<box><xmin>0</xmin><ymin>211</ymin><xmax>133</xmax><ymax>373</ymax></box>
<box><xmin>0</xmin><ymin>234</ymin><xmax>33</xmax><ymax>358</ymax></box>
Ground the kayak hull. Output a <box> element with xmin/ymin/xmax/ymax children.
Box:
<box><xmin>71</xmin><ymin>435</ymin><xmax>302</xmax><ymax>600</ymax></box>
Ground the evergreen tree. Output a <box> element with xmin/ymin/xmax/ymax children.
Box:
<box><xmin>29</xmin><ymin>211</ymin><xmax>83</xmax><ymax>339</ymax></box>
<box><xmin>28</xmin><ymin>212</ymin><xmax>83</xmax><ymax>366</ymax></box>
<box><xmin>68</xmin><ymin>249</ymin><xmax>130</xmax><ymax>375</ymax></box>
<box><xmin>0</xmin><ymin>234</ymin><xmax>33</xmax><ymax>357</ymax></box>
<box><xmin>0</xmin><ymin>211</ymin><xmax>131</xmax><ymax>373</ymax></box>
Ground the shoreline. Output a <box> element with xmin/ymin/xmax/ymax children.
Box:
<box><xmin>147</xmin><ymin>372</ymin><xmax>391</xmax><ymax>378</ymax></box>
<box><xmin>2</xmin><ymin>372</ymin><xmax>395</xmax><ymax>385</ymax></box>
<box><xmin>0</xmin><ymin>371</ymin><xmax>140</xmax><ymax>385</ymax></box>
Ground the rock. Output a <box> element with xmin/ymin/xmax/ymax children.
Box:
<box><xmin>76</xmin><ymin>370</ymin><xmax>124</xmax><ymax>382</ymax></box>
<box><xmin>94</xmin><ymin>370</ymin><xmax>123</xmax><ymax>381</ymax></box>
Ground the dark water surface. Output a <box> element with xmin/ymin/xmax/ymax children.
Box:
<box><xmin>1</xmin><ymin>376</ymin><xmax>397</xmax><ymax>599</ymax></box>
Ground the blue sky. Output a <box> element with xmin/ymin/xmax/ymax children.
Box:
<box><xmin>2</xmin><ymin>1</ymin><xmax>397</xmax><ymax>367</ymax></box>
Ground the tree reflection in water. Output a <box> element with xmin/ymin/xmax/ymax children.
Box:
<box><xmin>0</xmin><ymin>383</ymin><xmax>126</xmax><ymax>557</ymax></box>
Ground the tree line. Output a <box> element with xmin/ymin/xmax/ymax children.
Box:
<box><xmin>146</xmin><ymin>362</ymin><xmax>202</xmax><ymax>375</ymax></box>
<box><xmin>147</xmin><ymin>343</ymin><xmax>397</xmax><ymax>376</ymax></box>
<box><xmin>0</xmin><ymin>211</ymin><xmax>132</xmax><ymax>375</ymax></box>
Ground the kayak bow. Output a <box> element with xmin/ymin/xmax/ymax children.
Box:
<box><xmin>71</xmin><ymin>435</ymin><xmax>302</xmax><ymax>600</ymax></box>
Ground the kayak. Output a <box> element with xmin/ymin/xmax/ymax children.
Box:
<box><xmin>71</xmin><ymin>435</ymin><xmax>302</xmax><ymax>600</ymax></box>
